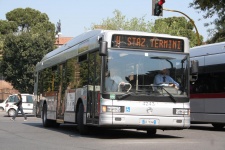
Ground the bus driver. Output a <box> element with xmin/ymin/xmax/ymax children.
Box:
<box><xmin>153</xmin><ymin>68</ymin><xmax>179</xmax><ymax>89</ymax></box>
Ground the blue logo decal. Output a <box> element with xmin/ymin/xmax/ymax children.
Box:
<box><xmin>126</xmin><ymin>107</ymin><xmax>130</xmax><ymax>112</ymax></box>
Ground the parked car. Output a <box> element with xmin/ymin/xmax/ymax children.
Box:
<box><xmin>0</xmin><ymin>98</ymin><xmax>8</xmax><ymax>111</ymax></box>
<box><xmin>5</xmin><ymin>94</ymin><xmax>34</xmax><ymax>117</ymax></box>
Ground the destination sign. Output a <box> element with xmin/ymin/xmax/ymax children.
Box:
<box><xmin>111</xmin><ymin>34</ymin><xmax>184</xmax><ymax>52</ymax></box>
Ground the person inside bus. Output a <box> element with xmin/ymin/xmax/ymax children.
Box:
<box><xmin>105</xmin><ymin>68</ymin><xmax>126</xmax><ymax>92</ymax></box>
<box><xmin>153</xmin><ymin>68</ymin><xmax>179</xmax><ymax>89</ymax></box>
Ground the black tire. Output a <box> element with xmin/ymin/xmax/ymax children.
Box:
<box><xmin>0</xmin><ymin>107</ymin><xmax>4</xmax><ymax>111</ymax></box>
<box><xmin>212</xmin><ymin>123</ymin><xmax>225</xmax><ymax>129</ymax></box>
<box><xmin>42</xmin><ymin>104</ymin><xmax>52</xmax><ymax>127</ymax></box>
<box><xmin>77</xmin><ymin>103</ymin><xmax>88</xmax><ymax>135</ymax></box>
<box><xmin>8</xmin><ymin>109</ymin><xmax>16</xmax><ymax>117</ymax></box>
<box><xmin>146</xmin><ymin>129</ymin><xmax>157</xmax><ymax>135</ymax></box>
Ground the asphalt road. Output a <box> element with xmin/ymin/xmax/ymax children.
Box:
<box><xmin>0</xmin><ymin>111</ymin><xmax>225</xmax><ymax>150</ymax></box>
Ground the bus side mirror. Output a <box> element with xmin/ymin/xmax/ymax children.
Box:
<box><xmin>99</xmin><ymin>41</ymin><xmax>108</xmax><ymax>56</ymax></box>
<box><xmin>191</xmin><ymin>60</ymin><xmax>199</xmax><ymax>74</ymax></box>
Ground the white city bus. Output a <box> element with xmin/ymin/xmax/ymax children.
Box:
<box><xmin>33</xmin><ymin>30</ymin><xmax>193</xmax><ymax>135</ymax></box>
<box><xmin>190</xmin><ymin>42</ymin><xmax>225</xmax><ymax>129</ymax></box>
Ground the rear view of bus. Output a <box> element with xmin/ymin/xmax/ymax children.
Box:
<box><xmin>34</xmin><ymin>30</ymin><xmax>191</xmax><ymax>135</ymax></box>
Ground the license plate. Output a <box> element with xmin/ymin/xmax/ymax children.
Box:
<box><xmin>140</xmin><ymin>119</ymin><xmax>159</xmax><ymax>125</ymax></box>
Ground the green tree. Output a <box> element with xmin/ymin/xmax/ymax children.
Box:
<box><xmin>1</xmin><ymin>8</ymin><xmax>55</xmax><ymax>93</ymax></box>
<box><xmin>90</xmin><ymin>9</ymin><xmax>153</xmax><ymax>32</ymax></box>
<box><xmin>152</xmin><ymin>17</ymin><xmax>203</xmax><ymax>47</ymax></box>
<box><xmin>190</xmin><ymin>0</ymin><xmax>225</xmax><ymax>43</ymax></box>
<box><xmin>3</xmin><ymin>32</ymin><xmax>54</xmax><ymax>93</ymax></box>
<box><xmin>0</xmin><ymin>35</ymin><xmax>3</xmax><ymax>61</ymax></box>
<box><xmin>0</xmin><ymin>20</ymin><xmax>17</xmax><ymax>62</ymax></box>
<box><xmin>90</xmin><ymin>10</ymin><xmax>203</xmax><ymax>47</ymax></box>
<box><xmin>0</xmin><ymin>20</ymin><xmax>17</xmax><ymax>35</ymax></box>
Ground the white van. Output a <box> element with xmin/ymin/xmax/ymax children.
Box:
<box><xmin>5</xmin><ymin>94</ymin><xmax>34</xmax><ymax>117</ymax></box>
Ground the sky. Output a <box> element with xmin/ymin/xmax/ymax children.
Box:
<box><xmin>0</xmin><ymin>0</ymin><xmax>214</xmax><ymax>41</ymax></box>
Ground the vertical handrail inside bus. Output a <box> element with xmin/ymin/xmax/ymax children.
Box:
<box><xmin>136</xmin><ymin>64</ymin><xmax>139</xmax><ymax>91</ymax></box>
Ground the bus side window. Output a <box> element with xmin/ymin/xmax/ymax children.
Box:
<box><xmin>200</xmin><ymin>78</ymin><xmax>209</xmax><ymax>93</ymax></box>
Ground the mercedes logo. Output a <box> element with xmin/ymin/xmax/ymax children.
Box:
<box><xmin>147</xmin><ymin>107</ymin><xmax>153</xmax><ymax>114</ymax></box>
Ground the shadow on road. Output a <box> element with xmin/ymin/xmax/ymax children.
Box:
<box><xmin>190</xmin><ymin>124</ymin><xmax>225</xmax><ymax>132</ymax></box>
<box><xmin>3</xmin><ymin>114</ymin><xmax>35</xmax><ymax>117</ymax></box>
<box><xmin>24</xmin><ymin>122</ymin><xmax>184</xmax><ymax>139</ymax></box>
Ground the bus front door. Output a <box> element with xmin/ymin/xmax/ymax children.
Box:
<box><xmin>56</xmin><ymin>64</ymin><xmax>66</xmax><ymax>122</ymax></box>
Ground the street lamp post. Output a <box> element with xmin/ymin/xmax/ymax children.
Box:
<box><xmin>163</xmin><ymin>8</ymin><xmax>201</xmax><ymax>46</ymax></box>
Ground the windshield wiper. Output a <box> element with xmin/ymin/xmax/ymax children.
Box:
<box><xmin>117</xmin><ymin>93</ymin><xmax>133</xmax><ymax>100</ymax></box>
<box><xmin>161</xmin><ymin>86</ymin><xmax>177</xmax><ymax>103</ymax></box>
<box><xmin>117</xmin><ymin>90</ymin><xmax>151</xmax><ymax>100</ymax></box>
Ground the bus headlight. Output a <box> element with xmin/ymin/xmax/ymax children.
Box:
<box><xmin>173</xmin><ymin>108</ymin><xmax>190</xmax><ymax>115</ymax></box>
<box><xmin>102</xmin><ymin>106</ymin><xmax>124</xmax><ymax>113</ymax></box>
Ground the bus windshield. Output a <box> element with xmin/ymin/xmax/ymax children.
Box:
<box><xmin>104</xmin><ymin>49</ymin><xmax>189</xmax><ymax>97</ymax></box>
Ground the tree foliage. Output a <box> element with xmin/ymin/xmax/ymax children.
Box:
<box><xmin>90</xmin><ymin>10</ymin><xmax>153</xmax><ymax>32</ymax></box>
<box><xmin>0</xmin><ymin>20</ymin><xmax>18</xmax><ymax>61</ymax></box>
<box><xmin>0</xmin><ymin>35</ymin><xmax>4</xmax><ymax>61</ymax></box>
<box><xmin>90</xmin><ymin>10</ymin><xmax>203</xmax><ymax>47</ymax></box>
<box><xmin>0</xmin><ymin>20</ymin><xmax>18</xmax><ymax>35</ymax></box>
<box><xmin>151</xmin><ymin>17</ymin><xmax>203</xmax><ymax>47</ymax></box>
<box><xmin>3</xmin><ymin>32</ymin><xmax>54</xmax><ymax>93</ymax></box>
<box><xmin>1</xmin><ymin>7</ymin><xmax>56</xmax><ymax>93</ymax></box>
<box><xmin>190</xmin><ymin>0</ymin><xmax>225</xmax><ymax>43</ymax></box>
<box><xmin>6</xmin><ymin>8</ymin><xmax>54</xmax><ymax>35</ymax></box>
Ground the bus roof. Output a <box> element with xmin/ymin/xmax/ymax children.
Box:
<box><xmin>41</xmin><ymin>30</ymin><xmax>103</xmax><ymax>62</ymax></box>
<box><xmin>42</xmin><ymin>29</ymin><xmax>188</xmax><ymax>60</ymax></box>
<box><xmin>36</xmin><ymin>30</ymin><xmax>189</xmax><ymax>71</ymax></box>
<box><xmin>190</xmin><ymin>42</ymin><xmax>225</xmax><ymax>57</ymax></box>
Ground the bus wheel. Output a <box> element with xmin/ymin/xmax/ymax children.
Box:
<box><xmin>146</xmin><ymin>129</ymin><xmax>157</xmax><ymax>135</ymax></box>
<box><xmin>77</xmin><ymin>103</ymin><xmax>88</xmax><ymax>135</ymax></box>
<box><xmin>42</xmin><ymin>104</ymin><xmax>52</xmax><ymax>127</ymax></box>
<box><xmin>212</xmin><ymin>123</ymin><xmax>224</xmax><ymax>129</ymax></box>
